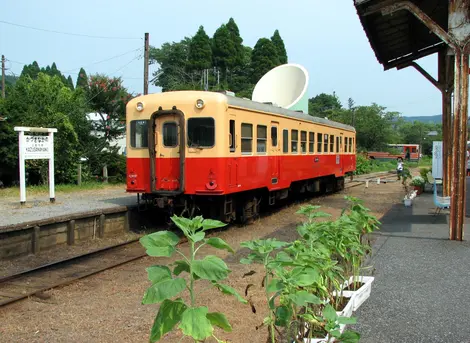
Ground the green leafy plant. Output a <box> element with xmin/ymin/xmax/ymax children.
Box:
<box><xmin>239</xmin><ymin>238</ymin><xmax>291</xmax><ymax>342</ymax></box>
<box><xmin>410</xmin><ymin>175</ymin><xmax>425</xmax><ymax>187</ymax></box>
<box><xmin>419</xmin><ymin>167</ymin><xmax>430</xmax><ymax>184</ymax></box>
<box><xmin>140</xmin><ymin>215</ymin><xmax>247</xmax><ymax>343</ymax></box>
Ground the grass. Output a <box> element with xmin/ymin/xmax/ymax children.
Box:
<box><xmin>355</xmin><ymin>155</ymin><xmax>432</xmax><ymax>175</ymax></box>
<box><xmin>0</xmin><ymin>181</ymin><xmax>125</xmax><ymax>198</ymax></box>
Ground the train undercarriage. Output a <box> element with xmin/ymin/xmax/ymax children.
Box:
<box><xmin>136</xmin><ymin>175</ymin><xmax>346</xmax><ymax>224</ymax></box>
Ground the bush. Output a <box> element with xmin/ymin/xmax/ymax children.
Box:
<box><xmin>410</xmin><ymin>175</ymin><xmax>425</xmax><ymax>187</ymax></box>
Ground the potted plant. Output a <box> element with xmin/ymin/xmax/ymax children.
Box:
<box><xmin>410</xmin><ymin>175</ymin><xmax>425</xmax><ymax>195</ymax></box>
<box><xmin>139</xmin><ymin>215</ymin><xmax>248</xmax><ymax>343</ymax></box>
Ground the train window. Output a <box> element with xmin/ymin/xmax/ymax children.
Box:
<box><xmin>336</xmin><ymin>136</ymin><xmax>340</xmax><ymax>153</ymax></box>
<box><xmin>291</xmin><ymin>130</ymin><xmax>298</xmax><ymax>154</ymax></box>
<box><xmin>271</xmin><ymin>126</ymin><xmax>278</xmax><ymax>147</ymax></box>
<box><xmin>317</xmin><ymin>133</ymin><xmax>322</xmax><ymax>153</ymax></box>
<box><xmin>344</xmin><ymin>137</ymin><xmax>348</xmax><ymax>153</ymax></box>
<box><xmin>257</xmin><ymin>125</ymin><xmax>267</xmax><ymax>153</ymax></box>
<box><xmin>283</xmin><ymin>129</ymin><xmax>289</xmax><ymax>153</ymax></box>
<box><xmin>188</xmin><ymin>117</ymin><xmax>214</xmax><ymax>148</ymax></box>
<box><xmin>130</xmin><ymin>120</ymin><xmax>149</xmax><ymax>148</ymax></box>
<box><xmin>330</xmin><ymin>135</ymin><xmax>334</xmax><ymax>153</ymax></box>
<box><xmin>241</xmin><ymin>123</ymin><xmax>253</xmax><ymax>154</ymax></box>
<box><xmin>300</xmin><ymin>131</ymin><xmax>307</xmax><ymax>154</ymax></box>
<box><xmin>324</xmin><ymin>134</ymin><xmax>329</xmax><ymax>153</ymax></box>
<box><xmin>309</xmin><ymin>132</ymin><xmax>314</xmax><ymax>153</ymax></box>
<box><xmin>163</xmin><ymin>122</ymin><xmax>178</xmax><ymax>147</ymax></box>
<box><xmin>352</xmin><ymin>138</ymin><xmax>355</xmax><ymax>152</ymax></box>
<box><xmin>229</xmin><ymin>119</ymin><xmax>235</xmax><ymax>152</ymax></box>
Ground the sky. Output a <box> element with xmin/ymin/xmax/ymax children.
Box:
<box><xmin>0</xmin><ymin>0</ymin><xmax>443</xmax><ymax>117</ymax></box>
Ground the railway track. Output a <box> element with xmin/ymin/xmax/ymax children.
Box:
<box><xmin>0</xmin><ymin>239</ymin><xmax>147</xmax><ymax>307</ymax></box>
<box><xmin>0</xmin><ymin>171</ymin><xmax>397</xmax><ymax>308</ymax></box>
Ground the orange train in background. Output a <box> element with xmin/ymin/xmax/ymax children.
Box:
<box><xmin>125</xmin><ymin>90</ymin><xmax>356</xmax><ymax>223</ymax></box>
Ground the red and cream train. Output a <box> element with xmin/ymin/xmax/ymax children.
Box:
<box><xmin>125</xmin><ymin>90</ymin><xmax>356</xmax><ymax>223</ymax></box>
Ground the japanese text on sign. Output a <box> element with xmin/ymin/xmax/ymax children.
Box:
<box><xmin>24</xmin><ymin>135</ymin><xmax>51</xmax><ymax>159</ymax></box>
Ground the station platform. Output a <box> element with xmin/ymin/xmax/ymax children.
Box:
<box><xmin>352</xmin><ymin>180</ymin><xmax>470</xmax><ymax>343</ymax></box>
<box><xmin>0</xmin><ymin>187</ymin><xmax>137</xmax><ymax>230</ymax></box>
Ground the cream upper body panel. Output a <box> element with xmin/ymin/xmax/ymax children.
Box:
<box><xmin>125</xmin><ymin>91</ymin><xmax>356</xmax><ymax>159</ymax></box>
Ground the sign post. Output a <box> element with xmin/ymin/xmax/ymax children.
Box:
<box><xmin>14</xmin><ymin>126</ymin><xmax>57</xmax><ymax>205</ymax></box>
<box><xmin>432</xmin><ymin>141</ymin><xmax>443</xmax><ymax>180</ymax></box>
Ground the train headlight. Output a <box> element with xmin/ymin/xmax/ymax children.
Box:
<box><xmin>195</xmin><ymin>99</ymin><xmax>205</xmax><ymax>109</ymax></box>
<box><xmin>136</xmin><ymin>102</ymin><xmax>144</xmax><ymax>112</ymax></box>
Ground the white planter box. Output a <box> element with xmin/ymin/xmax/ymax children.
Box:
<box><xmin>302</xmin><ymin>334</ymin><xmax>331</xmax><ymax>343</ymax></box>
<box><xmin>404</xmin><ymin>198</ymin><xmax>412</xmax><ymax>207</ymax></box>
<box><xmin>341</xmin><ymin>276</ymin><xmax>375</xmax><ymax>311</ymax></box>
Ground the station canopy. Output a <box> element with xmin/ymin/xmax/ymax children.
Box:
<box><xmin>354</xmin><ymin>0</ymin><xmax>449</xmax><ymax>70</ymax></box>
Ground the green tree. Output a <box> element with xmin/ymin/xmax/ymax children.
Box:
<box><xmin>76</xmin><ymin>68</ymin><xmax>89</xmax><ymax>89</ymax></box>
<box><xmin>250</xmin><ymin>38</ymin><xmax>280</xmax><ymax>83</ymax></box>
<box><xmin>149</xmin><ymin>38</ymin><xmax>193</xmax><ymax>91</ymax></box>
<box><xmin>188</xmin><ymin>26</ymin><xmax>212</xmax><ymax>72</ymax></box>
<box><xmin>86</xmin><ymin>74</ymin><xmax>130</xmax><ymax>142</ymax></box>
<box><xmin>308</xmin><ymin>92</ymin><xmax>342</xmax><ymax>116</ymax></box>
<box><xmin>270</xmin><ymin>29</ymin><xmax>288</xmax><ymax>64</ymax></box>
<box><xmin>212</xmin><ymin>24</ymin><xmax>236</xmax><ymax>76</ymax></box>
<box><xmin>229</xmin><ymin>46</ymin><xmax>255</xmax><ymax>97</ymax></box>
<box><xmin>20</xmin><ymin>61</ymin><xmax>41</xmax><ymax>79</ymax></box>
<box><xmin>226</xmin><ymin>18</ymin><xmax>245</xmax><ymax>68</ymax></box>
<box><xmin>2</xmin><ymin>73</ymin><xmax>87</xmax><ymax>183</ymax></box>
<box><xmin>67</xmin><ymin>75</ymin><xmax>75</xmax><ymax>90</ymax></box>
<box><xmin>353</xmin><ymin>104</ymin><xmax>400</xmax><ymax>151</ymax></box>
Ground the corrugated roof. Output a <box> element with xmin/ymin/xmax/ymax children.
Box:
<box><xmin>354</xmin><ymin>0</ymin><xmax>448</xmax><ymax>70</ymax></box>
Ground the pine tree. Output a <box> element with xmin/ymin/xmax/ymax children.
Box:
<box><xmin>67</xmin><ymin>75</ymin><xmax>75</xmax><ymax>90</ymax></box>
<box><xmin>250</xmin><ymin>38</ymin><xmax>281</xmax><ymax>83</ymax></box>
<box><xmin>76</xmin><ymin>68</ymin><xmax>89</xmax><ymax>89</ymax></box>
<box><xmin>271</xmin><ymin>30</ymin><xmax>288</xmax><ymax>64</ymax></box>
<box><xmin>188</xmin><ymin>26</ymin><xmax>212</xmax><ymax>71</ymax></box>
<box><xmin>226</xmin><ymin>18</ymin><xmax>244</xmax><ymax>68</ymax></box>
<box><xmin>20</xmin><ymin>61</ymin><xmax>40</xmax><ymax>79</ymax></box>
<box><xmin>212</xmin><ymin>24</ymin><xmax>236</xmax><ymax>72</ymax></box>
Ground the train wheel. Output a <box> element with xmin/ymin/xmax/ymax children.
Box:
<box><xmin>236</xmin><ymin>195</ymin><xmax>260</xmax><ymax>224</ymax></box>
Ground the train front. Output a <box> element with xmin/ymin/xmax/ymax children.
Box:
<box><xmin>125</xmin><ymin>91</ymin><xmax>227</xmax><ymax>207</ymax></box>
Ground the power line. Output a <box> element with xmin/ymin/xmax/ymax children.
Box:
<box><xmin>0</xmin><ymin>20</ymin><xmax>142</xmax><ymax>40</ymax></box>
<box><xmin>62</xmin><ymin>47</ymin><xmax>143</xmax><ymax>73</ymax></box>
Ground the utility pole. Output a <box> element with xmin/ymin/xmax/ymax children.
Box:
<box><xmin>1</xmin><ymin>55</ymin><xmax>5</xmax><ymax>99</ymax></box>
<box><xmin>143</xmin><ymin>33</ymin><xmax>149</xmax><ymax>95</ymax></box>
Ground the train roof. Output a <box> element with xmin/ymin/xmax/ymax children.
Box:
<box><xmin>225</xmin><ymin>94</ymin><xmax>356</xmax><ymax>133</ymax></box>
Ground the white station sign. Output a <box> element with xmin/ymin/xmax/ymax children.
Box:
<box><xmin>14</xmin><ymin>126</ymin><xmax>57</xmax><ymax>204</ymax></box>
<box><xmin>24</xmin><ymin>135</ymin><xmax>52</xmax><ymax>159</ymax></box>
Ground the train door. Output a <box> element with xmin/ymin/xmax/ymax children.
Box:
<box><xmin>270</xmin><ymin>122</ymin><xmax>280</xmax><ymax>185</ymax></box>
<box><xmin>154</xmin><ymin>114</ymin><xmax>181</xmax><ymax>191</ymax></box>
<box><xmin>338</xmin><ymin>133</ymin><xmax>344</xmax><ymax>173</ymax></box>
<box><xmin>228</xmin><ymin>116</ymin><xmax>238</xmax><ymax>188</ymax></box>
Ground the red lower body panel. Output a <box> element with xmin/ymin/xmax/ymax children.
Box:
<box><xmin>127</xmin><ymin>154</ymin><xmax>356</xmax><ymax>196</ymax></box>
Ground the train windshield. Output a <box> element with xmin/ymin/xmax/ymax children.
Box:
<box><xmin>187</xmin><ymin>117</ymin><xmax>214</xmax><ymax>148</ymax></box>
<box><xmin>130</xmin><ymin>120</ymin><xmax>149</xmax><ymax>148</ymax></box>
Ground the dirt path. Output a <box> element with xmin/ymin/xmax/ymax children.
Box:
<box><xmin>0</xmin><ymin>179</ymin><xmax>406</xmax><ymax>343</ymax></box>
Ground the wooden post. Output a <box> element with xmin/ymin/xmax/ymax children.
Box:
<box><xmin>439</xmin><ymin>50</ymin><xmax>454</xmax><ymax>197</ymax></box>
<box><xmin>450</xmin><ymin>52</ymin><xmax>469</xmax><ymax>241</ymax></box>
<box><xmin>77</xmin><ymin>163</ymin><xmax>82</xmax><ymax>186</ymax></box>
<box><xmin>67</xmin><ymin>220</ymin><xmax>75</xmax><ymax>245</ymax></box>
<box><xmin>124</xmin><ymin>211</ymin><xmax>130</xmax><ymax>232</ymax></box>
<box><xmin>103</xmin><ymin>164</ymin><xmax>108</xmax><ymax>183</ymax></box>
<box><xmin>99</xmin><ymin>214</ymin><xmax>105</xmax><ymax>238</ymax></box>
<box><xmin>32</xmin><ymin>226</ymin><xmax>40</xmax><ymax>254</ymax></box>
<box><xmin>144</xmin><ymin>33</ymin><xmax>149</xmax><ymax>95</ymax></box>
<box><xmin>1</xmin><ymin>55</ymin><xmax>5</xmax><ymax>99</ymax></box>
